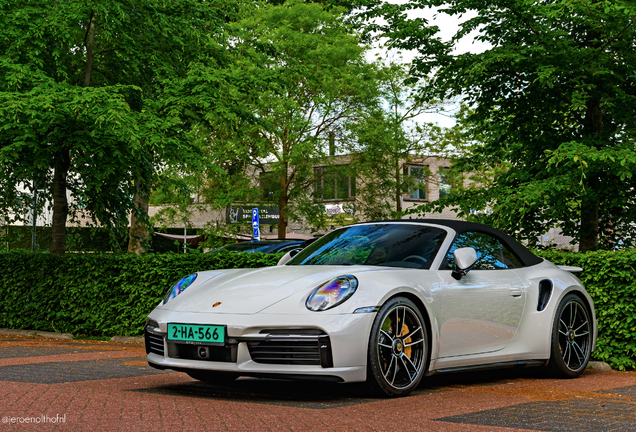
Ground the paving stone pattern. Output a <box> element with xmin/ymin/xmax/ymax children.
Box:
<box><xmin>437</xmin><ymin>392</ymin><xmax>636</xmax><ymax>431</ymax></box>
<box><xmin>2</xmin><ymin>337</ymin><xmax>636</xmax><ymax>431</ymax></box>
<box><xmin>601</xmin><ymin>385</ymin><xmax>636</xmax><ymax>398</ymax></box>
<box><xmin>0</xmin><ymin>345</ymin><xmax>83</xmax><ymax>359</ymax></box>
<box><xmin>0</xmin><ymin>357</ymin><xmax>170</xmax><ymax>384</ymax></box>
<box><xmin>131</xmin><ymin>378</ymin><xmax>449</xmax><ymax>409</ymax></box>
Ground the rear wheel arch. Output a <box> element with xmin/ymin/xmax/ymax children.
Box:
<box><xmin>547</xmin><ymin>292</ymin><xmax>593</xmax><ymax>377</ymax></box>
<box><xmin>569</xmin><ymin>290</ymin><xmax>593</xmax><ymax>316</ymax></box>
<box><xmin>550</xmin><ymin>288</ymin><xmax>594</xmax><ymax>334</ymax></box>
<box><xmin>563</xmin><ymin>289</ymin><xmax>596</xmax><ymax>350</ymax></box>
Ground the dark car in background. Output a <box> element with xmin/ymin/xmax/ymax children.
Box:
<box><xmin>208</xmin><ymin>239</ymin><xmax>307</xmax><ymax>255</ymax></box>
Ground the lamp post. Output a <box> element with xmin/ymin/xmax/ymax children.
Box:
<box><xmin>31</xmin><ymin>179</ymin><xmax>37</xmax><ymax>252</ymax></box>
<box><xmin>183</xmin><ymin>221</ymin><xmax>187</xmax><ymax>253</ymax></box>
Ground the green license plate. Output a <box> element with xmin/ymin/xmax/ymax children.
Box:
<box><xmin>167</xmin><ymin>323</ymin><xmax>226</xmax><ymax>344</ymax></box>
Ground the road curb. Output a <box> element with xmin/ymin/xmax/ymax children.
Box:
<box><xmin>0</xmin><ymin>328</ymin><xmax>73</xmax><ymax>340</ymax></box>
<box><xmin>110</xmin><ymin>335</ymin><xmax>144</xmax><ymax>343</ymax></box>
<box><xmin>0</xmin><ymin>328</ymin><xmax>143</xmax><ymax>343</ymax></box>
<box><xmin>588</xmin><ymin>361</ymin><xmax>612</xmax><ymax>371</ymax></box>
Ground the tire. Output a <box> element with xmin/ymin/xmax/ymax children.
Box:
<box><xmin>186</xmin><ymin>370</ymin><xmax>239</xmax><ymax>383</ymax></box>
<box><xmin>547</xmin><ymin>293</ymin><xmax>592</xmax><ymax>378</ymax></box>
<box><xmin>366</xmin><ymin>297</ymin><xmax>428</xmax><ymax>397</ymax></box>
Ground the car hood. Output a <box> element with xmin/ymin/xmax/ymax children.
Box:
<box><xmin>166</xmin><ymin>265</ymin><xmax>382</xmax><ymax>315</ymax></box>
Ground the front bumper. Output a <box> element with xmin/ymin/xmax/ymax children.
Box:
<box><xmin>145</xmin><ymin>309</ymin><xmax>376</xmax><ymax>383</ymax></box>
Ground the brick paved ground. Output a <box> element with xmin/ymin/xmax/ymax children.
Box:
<box><xmin>1</xmin><ymin>334</ymin><xmax>635</xmax><ymax>432</ymax></box>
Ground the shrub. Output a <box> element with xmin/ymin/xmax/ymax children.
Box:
<box><xmin>1</xmin><ymin>248</ymin><xmax>634</xmax><ymax>371</ymax></box>
<box><xmin>1</xmin><ymin>225</ymin><xmax>205</xmax><ymax>253</ymax></box>
<box><xmin>538</xmin><ymin>248</ymin><xmax>636</xmax><ymax>371</ymax></box>
<box><xmin>0</xmin><ymin>250</ymin><xmax>281</xmax><ymax>337</ymax></box>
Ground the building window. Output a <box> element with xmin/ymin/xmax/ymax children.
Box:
<box><xmin>439</xmin><ymin>167</ymin><xmax>451</xmax><ymax>199</ymax></box>
<box><xmin>403</xmin><ymin>165</ymin><xmax>427</xmax><ymax>200</ymax></box>
<box><xmin>260</xmin><ymin>172</ymin><xmax>280</xmax><ymax>202</ymax></box>
<box><xmin>314</xmin><ymin>166</ymin><xmax>356</xmax><ymax>201</ymax></box>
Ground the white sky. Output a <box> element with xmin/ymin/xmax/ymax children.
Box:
<box><xmin>368</xmin><ymin>3</ymin><xmax>490</xmax><ymax>128</ymax></box>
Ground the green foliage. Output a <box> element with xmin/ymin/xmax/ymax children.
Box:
<box><xmin>0</xmin><ymin>250</ymin><xmax>282</xmax><ymax>337</ymax></box>
<box><xmin>374</xmin><ymin>0</ymin><xmax>636</xmax><ymax>250</ymax></box>
<box><xmin>195</xmin><ymin>0</ymin><xmax>381</xmax><ymax>236</ymax></box>
<box><xmin>538</xmin><ymin>248</ymin><xmax>636</xmax><ymax>371</ymax></box>
<box><xmin>0</xmin><ymin>0</ymin><xmax>245</xmax><ymax>252</ymax></box>
<box><xmin>347</xmin><ymin>60</ymin><xmax>466</xmax><ymax>220</ymax></box>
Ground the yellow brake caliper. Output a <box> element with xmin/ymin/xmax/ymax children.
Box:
<box><xmin>401</xmin><ymin>323</ymin><xmax>412</xmax><ymax>358</ymax></box>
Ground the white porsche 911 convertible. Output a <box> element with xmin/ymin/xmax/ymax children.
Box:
<box><xmin>145</xmin><ymin>220</ymin><xmax>597</xmax><ymax>397</ymax></box>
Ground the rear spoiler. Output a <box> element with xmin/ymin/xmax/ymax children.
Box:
<box><xmin>557</xmin><ymin>265</ymin><xmax>583</xmax><ymax>273</ymax></box>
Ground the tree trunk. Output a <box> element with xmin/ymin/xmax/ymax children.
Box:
<box><xmin>49</xmin><ymin>13</ymin><xmax>96</xmax><ymax>254</ymax></box>
<box><xmin>128</xmin><ymin>178</ymin><xmax>149</xmax><ymax>254</ymax></box>
<box><xmin>579</xmin><ymin>193</ymin><xmax>599</xmax><ymax>252</ymax></box>
<box><xmin>578</xmin><ymin>29</ymin><xmax>603</xmax><ymax>253</ymax></box>
<box><xmin>579</xmin><ymin>92</ymin><xmax>603</xmax><ymax>252</ymax></box>
<box><xmin>395</xmin><ymin>161</ymin><xmax>402</xmax><ymax>215</ymax></box>
<box><xmin>278</xmin><ymin>170</ymin><xmax>288</xmax><ymax>239</ymax></box>
<box><xmin>50</xmin><ymin>149</ymin><xmax>70</xmax><ymax>254</ymax></box>
<box><xmin>83</xmin><ymin>14</ymin><xmax>95</xmax><ymax>87</ymax></box>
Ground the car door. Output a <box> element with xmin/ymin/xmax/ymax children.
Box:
<box><xmin>436</xmin><ymin>231</ymin><xmax>526</xmax><ymax>358</ymax></box>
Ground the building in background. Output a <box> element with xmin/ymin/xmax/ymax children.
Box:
<box><xmin>3</xmin><ymin>157</ymin><xmax>578</xmax><ymax>251</ymax></box>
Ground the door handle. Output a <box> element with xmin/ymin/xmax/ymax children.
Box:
<box><xmin>509</xmin><ymin>289</ymin><xmax>522</xmax><ymax>297</ymax></box>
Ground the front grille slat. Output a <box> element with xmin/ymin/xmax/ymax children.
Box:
<box><xmin>145</xmin><ymin>328</ymin><xmax>165</xmax><ymax>356</ymax></box>
<box><xmin>251</xmin><ymin>343</ymin><xmax>318</xmax><ymax>348</ymax></box>
<box><xmin>253</xmin><ymin>355</ymin><xmax>321</xmax><ymax>360</ymax></box>
<box><xmin>251</xmin><ymin>350</ymin><xmax>319</xmax><ymax>355</ymax></box>
<box><xmin>247</xmin><ymin>338</ymin><xmax>327</xmax><ymax>366</ymax></box>
<box><xmin>251</xmin><ymin>346</ymin><xmax>319</xmax><ymax>352</ymax></box>
<box><xmin>254</xmin><ymin>358</ymin><xmax>320</xmax><ymax>364</ymax></box>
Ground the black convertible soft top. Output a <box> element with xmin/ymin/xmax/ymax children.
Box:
<box><xmin>355</xmin><ymin>219</ymin><xmax>543</xmax><ymax>268</ymax></box>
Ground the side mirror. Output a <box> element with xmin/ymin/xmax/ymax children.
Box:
<box><xmin>451</xmin><ymin>247</ymin><xmax>478</xmax><ymax>280</ymax></box>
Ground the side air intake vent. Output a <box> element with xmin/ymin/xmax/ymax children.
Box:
<box><xmin>145</xmin><ymin>323</ymin><xmax>165</xmax><ymax>356</ymax></box>
<box><xmin>537</xmin><ymin>279</ymin><xmax>553</xmax><ymax>311</ymax></box>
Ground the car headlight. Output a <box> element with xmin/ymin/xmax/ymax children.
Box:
<box><xmin>163</xmin><ymin>274</ymin><xmax>197</xmax><ymax>305</ymax></box>
<box><xmin>306</xmin><ymin>275</ymin><xmax>358</xmax><ymax>312</ymax></box>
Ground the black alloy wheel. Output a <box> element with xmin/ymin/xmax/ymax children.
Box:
<box><xmin>548</xmin><ymin>293</ymin><xmax>592</xmax><ymax>378</ymax></box>
<box><xmin>366</xmin><ymin>297</ymin><xmax>428</xmax><ymax>397</ymax></box>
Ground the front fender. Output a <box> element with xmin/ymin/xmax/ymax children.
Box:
<box><xmin>258</xmin><ymin>268</ymin><xmax>440</xmax><ymax>316</ymax></box>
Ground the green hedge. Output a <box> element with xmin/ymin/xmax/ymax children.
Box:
<box><xmin>1</xmin><ymin>225</ymin><xmax>205</xmax><ymax>253</ymax></box>
<box><xmin>537</xmin><ymin>248</ymin><xmax>636</xmax><ymax>371</ymax></box>
<box><xmin>0</xmin><ymin>251</ymin><xmax>281</xmax><ymax>337</ymax></box>
<box><xmin>1</xmin><ymin>248</ymin><xmax>634</xmax><ymax>370</ymax></box>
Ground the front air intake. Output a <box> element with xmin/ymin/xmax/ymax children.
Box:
<box><xmin>145</xmin><ymin>324</ymin><xmax>165</xmax><ymax>356</ymax></box>
<box><xmin>246</xmin><ymin>334</ymin><xmax>333</xmax><ymax>367</ymax></box>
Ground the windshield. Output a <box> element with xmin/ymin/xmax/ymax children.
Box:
<box><xmin>287</xmin><ymin>223</ymin><xmax>447</xmax><ymax>269</ymax></box>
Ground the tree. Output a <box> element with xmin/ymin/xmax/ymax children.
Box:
<box><xmin>374</xmin><ymin>0</ymin><xmax>636</xmax><ymax>251</ymax></box>
<box><xmin>203</xmin><ymin>0</ymin><xmax>380</xmax><ymax>238</ymax></box>
<box><xmin>0</xmin><ymin>0</ymin><xmax>238</xmax><ymax>253</ymax></box>
<box><xmin>347</xmin><ymin>60</ymin><xmax>460</xmax><ymax>220</ymax></box>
